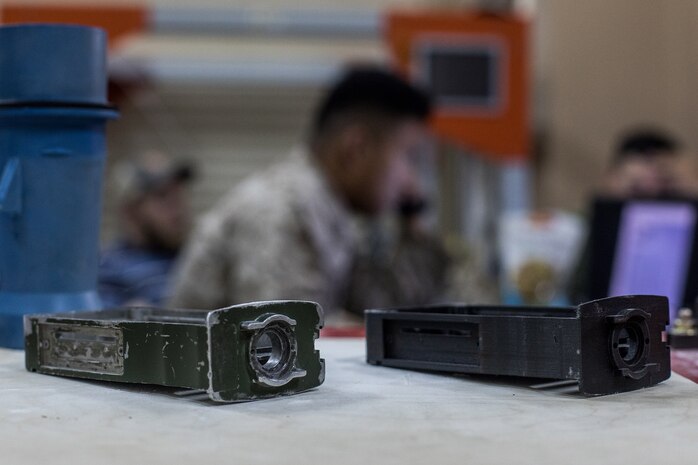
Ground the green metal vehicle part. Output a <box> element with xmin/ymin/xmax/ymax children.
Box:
<box><xmin>24</xmin><ymin>300</ymin><xmax>325</xmax><ymax>402</ymax></box>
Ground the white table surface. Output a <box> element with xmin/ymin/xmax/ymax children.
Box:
<box><xmin>1</xmin><ymin>338</ymin><xmax>697</xmax><ymax>465</ymax></box>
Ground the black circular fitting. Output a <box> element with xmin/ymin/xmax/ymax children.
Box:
<box><xmin>608</xmin><ymin>308</ymin><xmax>652</xmax><ymax>380</ymax></box>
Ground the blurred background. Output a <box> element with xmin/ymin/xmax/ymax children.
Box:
<box><xmin>4</xmin><ymin>0</ymin><xmax>698</xmax><ymax>313</ymax></box>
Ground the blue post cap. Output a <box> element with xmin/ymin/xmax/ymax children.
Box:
<box><xmin>0</xmin><ymin>24</ymin><xmax>109</xmax><ymax>106</ymax></box>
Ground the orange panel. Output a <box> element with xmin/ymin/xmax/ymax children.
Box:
<box><xmin>386</xmin><ymin>11</ymin><xmax>530</xmax><ymax>162</ymax></box>
<box><xmin>1</xmin><ymin>3</ymin><xmax>148</xmax><ymax>47</ymax></box>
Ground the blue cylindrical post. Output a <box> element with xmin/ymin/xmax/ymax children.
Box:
<box><xmin>0</xmin><ymin>24</ymin><xmax>118</xmax><ymax>348</ymax></box>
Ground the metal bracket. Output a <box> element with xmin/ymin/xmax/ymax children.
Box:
<box><xmin>25</xmin><ymin>301</ymin><xmax>325</xmax><ymax>402</ymax></box>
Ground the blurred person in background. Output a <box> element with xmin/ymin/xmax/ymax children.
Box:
<box><xmin>570</xmin><ymin>127</ymin><xmax>698</xmax><ymax>304</ymax></box>
<box><xmin>99</xmin><ymin>151</ymin><xmax>195</xmax><ymax>306</ymax></box>
<box><xmin>602</xmin><ymin>128</ymin><xmax>698</xmax><ymax>198</ymax></box>
<box><xmin>170</xmin><ymin>66</ymin><xmax>486</xmax><ymax>323</ymax></box>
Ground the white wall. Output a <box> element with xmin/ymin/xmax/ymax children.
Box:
<box><xmin>538</xmin><ymin>0</ymin><xmax>698</xmax><ymax>211</ymax></box>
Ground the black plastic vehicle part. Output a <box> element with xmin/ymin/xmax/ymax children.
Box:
<box><xmin>366</xmin><ymin>295</ymin><xmax>671</xmax><ymax>396</ymax></box>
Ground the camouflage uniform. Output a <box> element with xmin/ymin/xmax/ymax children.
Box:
<box><xmin>169</xmin><ymin>150</ymin><xmax>479</xmax><ymax>316</ymax></box>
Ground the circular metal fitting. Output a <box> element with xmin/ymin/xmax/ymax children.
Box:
<box><xmin>242</xmin><ymin>314</ymin><xmax>306</xmax><ymax>387</ymax></box>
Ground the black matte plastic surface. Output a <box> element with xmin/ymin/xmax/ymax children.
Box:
<box><xmin>366</xmin><ymin>295</ymin><xmax>671</xmax><ymax>396</ymax></box>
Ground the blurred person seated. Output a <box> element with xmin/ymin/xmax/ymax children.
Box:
<box><xmin>570</xmin><ymin>127</ymin><xmax>698</xmax><ymax>304</ymax></box>
<box><xmin>602</xmin><ymin>128</ymin><xmax>698</xmax><ymax>198</ymax></box>
<box><xmin>99</xmin><ymin>151</ymin><xmax>195</xmax><ymax>306</ymax></box>
<box><xmin>170</xmin><ymin>66</ymin><xmax>479</xmax><ymax>323</ymax></box>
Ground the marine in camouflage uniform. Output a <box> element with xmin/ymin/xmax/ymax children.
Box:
<box><xmin>170</xmin><ymin>67</ymin><xmax>495</xmax><ymax>317</ymax></box>
<box><xmin>169</xmin><ymin>150</ymin><xmax>454</xmax><ymax>317</ymax></box>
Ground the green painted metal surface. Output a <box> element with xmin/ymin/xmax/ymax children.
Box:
<box><xmin>24</xmin><ymin>301</ymin><xmax>325</xmax><ymax>402</ymax></box>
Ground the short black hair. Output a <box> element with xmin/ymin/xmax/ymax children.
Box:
<box><xmin>312</xmin><ymin>66</ymin><xmax>432</xmax><ymax>138</ymax></box>
<box><xmin>614</xmin><ymin>128</ymin><xmax>680</xmax><ymax>164</ymax></box>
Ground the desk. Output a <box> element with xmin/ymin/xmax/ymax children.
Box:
<box><xmin>1</xmin><ymin>338</ymin><xmax>696</xmax><ymax>465</ymax></box>
<box><xmin>672</xmin><ymin>350</ymin><xmax>698</xmax><ymax>383</ymax></box>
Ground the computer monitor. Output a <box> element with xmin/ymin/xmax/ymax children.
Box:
<box><xmin>414</xmin><ymin>38</ymin><xmax>505</xmax><ymax>114</ymax></box>
<box><xmin>588</xmin><ymin>197</ymin><xmax>698</xmax><ymax>322</ymax></box>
